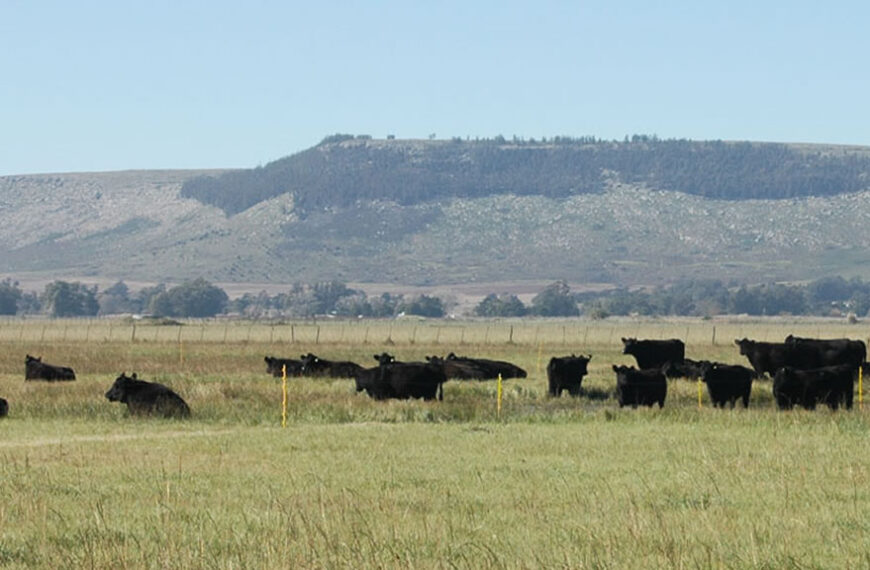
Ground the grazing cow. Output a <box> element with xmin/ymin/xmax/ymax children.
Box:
<box><xmin>734</xmin><ymin>339</ymin><xmax>795</xmax><ymax>378</ymax></box>
<box><xmin>25</xmin><ymin>355</ymin><xmax>76</xmax><ymax>381</ymax></box>
<box><xmin>444</xmin><ymin>352</ymin><xmax>527</xmax><ymax>379</ymax></box>
<box><xmin>105</xmin><ymin>373</ymin><xmax>191</xmax><ymax>418</ymax></box>
<box><xmin>773</xmin><ymin>365</ymin><xmax>855</xmax><ymax>411</ymax></box>
<box><xmin>784</xmin><ymin>335</ymin><xmax>866</xmax><ymax>370</ymax></box>
<box><xmin>299</xmin><ymin>353</ymin><xmax>364</xmax><ymax>378</ymax></box>
<box><xmin>612</xmin><ymin>365</ymin><xmax>667</xmax><ymax>408</ymax></box>
<box><xmin>547</xmin><ymin>354</ymin><xmax>592</xmax><ymax>397</ymax></box>
<box><xmin>354</xmin><ymin>360</ymin><xmax>447</xmax><ymax>401</ymax></box>
<box><xmin>621</xmin><ymin>338</ymin><xmax>685</xmax><ymax>370</ymax></box>
<box><xmin>699</xmin><ymin>362</ymin><xmax>754</xmax><ymax>408</ymax></box>
<box><xmin>663</xmin><ymin>358</ymin><xmax>709</xmax><ymax>380</ymax></box>
<box><xmin>264</xmin><ymin>356</ymin><xmax>304</xmax><ymax>378</ymax></box>
<box><xmin>0</xmin><ymin>398</ymin><xmax>7</xmax><ymax>418</ymax></box>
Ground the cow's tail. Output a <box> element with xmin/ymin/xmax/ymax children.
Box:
<box><xmin>438</xmin><ymin>381</ymin><xmax>444</xmax><ymax>402</ymax></box>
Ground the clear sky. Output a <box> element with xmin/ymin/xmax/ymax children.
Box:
<box><xmin>2</xmin><ymin>0</ymin><xmax>868</xmax><ymax>176</ymax></box>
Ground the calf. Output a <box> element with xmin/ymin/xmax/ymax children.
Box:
<box><xmin>105</xmin><ymin>373</ymin><xmax>191</xmax><ymax>418</ymax></box>
<box><xmin>612</xmin><ymin>365</ymin><xmax>667</xmax><ymax>408</ymax></box>
<box><xmin>299</xmin><ymin>353</ymin><xmax>364</xmax><ymax>378</ymax></box>
<box><xmin>354</xmin><ymin>360</ymin><xmax>447</xmax><ymax>401</ymax></box>
<box><xmin>0</xmin><ymin>398</ymin><xmax>7</xmax><ymax>418</ymax></box>
<box><xmin>25</xmin><ymin>355</ymin><xmax>76</xmax><ymax>381</ymax></box>
<box><xmin>699</xmin><ymin>362</ymin><xmax>754</xmax><ymax>408</ymax></box>
<box><xmin>621</xmin><ymin>338</ymin><xmax>685</xmax><ymax>370</ymax></box>
<box><xmin>773</xmin><ymin>365</ymin><xmax>855</xmax><ymax>411</ymax></box>
<box><xmin>264</xmin><ymin>356</ymin><xmax>303</xmax><ymax>377</ymax></box>
<box><xmin>734</xmin><ymin>339</ymin><xmax>794</xmax><ymax>378</ymax></box>
<box><xmin>547</xmin><ymin>354</ymin><xmax>591</xmax><ymax>397</ymax></box>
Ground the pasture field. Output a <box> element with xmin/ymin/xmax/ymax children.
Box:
<box><xmin>1</xmin><ymin>317</ymin><xmax>869</xmax><ymax>569</ymax></box>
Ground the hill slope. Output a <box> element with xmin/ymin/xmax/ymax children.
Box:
<box><xmin>2</xmin><ymin>139</ymin><xmax>870</xmax><ymax>290</ymax></box>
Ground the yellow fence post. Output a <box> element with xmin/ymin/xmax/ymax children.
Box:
<box><xmin>859</xmin><ymin>365</ymin><xmax>863</xmax><ymax>411</ymax></box>
<box><xmin>497</xmin><ymin>373</ymin><xmax>503</xmax><ymax>419</ymax></box>
<box><xmin>282</xmin><ymin>364</ymin><xmax>288</xmax><ymax>428</ymax></box>
<box><xmin>697</xmin><ymin>377</ymin><xmax>703</xmax><ymax>409</ymax></box>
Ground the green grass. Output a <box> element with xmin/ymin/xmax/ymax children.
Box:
<box><xmin>1</xmin><ymin>318</ymin><xmax>869</xmax><ymax>568</ymax></box>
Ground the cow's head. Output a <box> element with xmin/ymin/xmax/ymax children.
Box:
<box><xmin>621</xmin><ymin>338</ymin><xmax>637</xmax><ymax>354</ymax></box>
<box><xmin>373</xmin><ymin>353</ymin><xmax>395</xmax><ymax>366</ymax></box>
<box><xmin>734</xmin><ymin>338</ymin><xmax>753</xmax><ymax>354</ymax></box>
<box><xmin>105</xmin><ymin>372</ymin><xmax>138</xmax><ymax>402</ymax></box>
<box><xmin>25</xmin><ymin>354</ymin><xmax>40</xmax><ymax>364</ymax></box>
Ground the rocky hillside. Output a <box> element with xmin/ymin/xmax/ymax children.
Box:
<box><xmin>2</xmin><ymin>139</ymin><xmax>870</xmax><ymax>292</ymax></box>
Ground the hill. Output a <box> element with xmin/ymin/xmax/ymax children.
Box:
<box><xmin>2</xmin><ymin>137</ymin><xmax>870</xmax><ymax>292</ymax></box>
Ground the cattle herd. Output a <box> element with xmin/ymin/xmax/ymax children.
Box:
<box><xmin>0</xmin><ymin>334</ymin><xmax>865</xmax><ymax>420</ymax></box>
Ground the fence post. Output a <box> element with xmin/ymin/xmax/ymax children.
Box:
<box><xmin>282</xmin><ymin>364</ymin><xmax>288</xmax><ymax>428</ymax></box>
<box><xmin>497</xmin><ymin>374</ymin><xmax>503</xmax><ymax>419</ymax></box>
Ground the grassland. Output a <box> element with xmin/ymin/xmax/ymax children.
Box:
<box><xmin>1</xmin><ymin>317</ymin><xmax>869</xmax><ymax>569</ymax></box>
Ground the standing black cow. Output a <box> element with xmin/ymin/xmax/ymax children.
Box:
<box><xmin>25</xmin><ymin>355</ymin><xmax>76</xmax><ymax>381</ymax></box>
<box><xmin>699</xmin><ymin>362</ymin><xmax>754</xmax><ymax>408</ymax></box>
<box><xmin>0</xmin><ymin>398</ymin><xmax>7</xmax><ymax>418</ymax></box>
<box><xmin>612</xmin><ymin>365</ymin><xmax>667</xmax><ymax>408</ymax></box>
<box><xmin>299</xmin><ymin>353</ymin><xmax>364</xmax><ymax>378</ymax></box>
<box><xmin>105</xmin><ymin>373</ymin><xmax>191</xmax><ymax>418</ymax></box>
<box><xmin>444</xmin><ymin>353</ymin><xmax>527</xmax><ymax>379</ymax></box>
<box><xmin>773</xmin><ymin>365</ymin><xmax>855</xmax><ymax>411</ymax></box>
<box><xmin>734</xmin><ymin>339</ymin><xmax>795</xmax><ymax>378</ymax></box>
<box><xmin>621</xmin><ymin>338</ymin><xmax>685</xmax><ymax>370</ymax></box>
<box><xmin>264</xmin><ymin>356</ymin><xmax>304</xmax><ymax>378</ymax></box>
<box><xmin>547</xmin><ymin>355</ymin><xmax>592</xmax><ymax>397</ymax></box>
<box><xmin>354</xmin><ymin>360</ymin><xmax>447</xmax><ymax>401</ymax></box>
<box><xmin>784</xmin><ymin>335</ymin><xmax>866</xmax><ymax>369</ymax></box>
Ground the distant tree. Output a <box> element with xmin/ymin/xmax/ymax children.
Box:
<box><xmin>398</xmin><ymin>295</ymin><xmax>444</xmax><ymax>318</ymax></box>
<box><xmin>98</xmin><ymin>281</ymin><xmax>132</xmax><ymax>315</ymax></box>
<box><xmin>0</xmin><ymin>279</ymin><xmax>22</xmax><ymax>315</ymax></box>
<box><xmin>41</xmin><ymin>281</ymin><xmax>99</xmax><ymax>317</ymax></box>
<box><xmin>529</xmin><ymin>281</ymin><xmax>580</xmax><ymax>317</ymax></box>
<box><xmin>148</xmin><ymin>278</ymin><xmax>228</xmax><ymax>318</ymax></box>
<box><xmin>474</xmin><ymin>294</ymin><xmax>527</xmax><ymax>317</ymax></box>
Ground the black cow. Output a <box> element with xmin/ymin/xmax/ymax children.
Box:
<box><xmin>699</xmin><ymin>362</ymin><xmax>754</xmax><ymax>408</ymax></box>
<box><xmin>612</xmin><ymin>365</ymin><xmax>667</xmax><ymax>408</ymax></box>
<box><xmin>0</xmin><ymin>398</ymin><xmax>7</xmax><ymax>418</ymax></box>
<box><xmin>354</xmin><ymin>360</ymin><xmax>447</xmax><ymax>401</ymax></box>
<box><xmin>444</xmin><ymin>353</ymin><xmax>527</xmax><ymax>379</ymax></box>
<box><xmin>547</xmin><ymin>354</ymin><xmax>592</xmax><ymax>397</ymax></box>
<box><xmin>784</xmin><ymin>335</ymin><xmax>866</xmax><ymax>369</ymax></box>
<box><xmin>663</xmin><ymin>358</ymin><xmax>710</xmax><ymax>380</ymax></box>
<box><xmin>105</xmin><ymin>373</ymin><xmax>191</xmax><ymax>418</ymax></box>
<box><xmin>734</xmin><ymin>339</ymin><xmax>795</xmax><ymax>378</ymax></box>
<box><xmin>773</xmin><ymin>365</ymin><xmax>855</xmax><ymax>411</ymax></box>
<box><xmin>425</xmin><ymin>355</ymin><xmax>490</xmax><ymax>380</ymax></box>
<box><xmin>264</xmin><ymin>356</ymin><xmax>304</xmax><ymax>378</ymax></box>
<box><xmin>621</xmin><ymin>338</ymin><xmax>685</xmax><ymax>370</ymax></box>
<box><xmin>299</xmin><ymin>353</ymin><xmax>364</xmax><ymax>378</ymax></box>
<box><xmin>25</xmin><ymin>355</ymin><xmax>76</xmax><ymax>381</ymax></box>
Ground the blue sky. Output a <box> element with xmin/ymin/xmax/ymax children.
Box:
<box><xmin>2</xmin><ymin>1</ymin><xmax>868</xmax><ymax>175</ymax></box>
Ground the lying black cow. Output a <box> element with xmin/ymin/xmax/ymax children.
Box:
<box><xmin>773</xmin><ymin>365</ymin><xmax>855</xmax><ymax>411</ymax></box>
<box><xmin>784</xmin><ymin>335</ymin><xmax>866</xmax><ymax>369</ymax></box>
<box><xmin>25</xmin><ymin>355</ymin><xmax>76</xmax><ymax>381</ymax></box>
<box><xmin>621</xmin><ymin>338</ymin><xmax>685</xmax><ymax>370</ymax></box>
<box><xmin>425</xmin><ymin>355</ymin><xmax>490</xmax><ymax>380</ymax></box>
<box><xmin>299</xmin><ymin>353</ymin><xmax>364</xmax><ymax>378</ymax></box>
<box><xmin>612</xmin><ymin>365</ymin><xmax>667</xmax><ymax>408</ymax></box>
<box><xmin>663</xmin><ymin>358</ymin><xmax>709</xmax><ymax>380</ymax></box>
<box><xmin>547</xmin><ymin>354</ymin><xmax>591</xmax><ymax>397</ymax></box>
<box><xmin>105</xmin><ymin>373</ymin><xmax>191</xmax><ymax>418</ymax></box>
<box><xmin>0</xmin><ymin>398</ymin><xmax>7</xmax><ymax>418</ymax></box>
<box><xmin>354</xmin><ymin>360</ymin><xmax>447</xmax><ymax>401</ymax></box>
<box><xmin>734</xmin><ymin>339</ymin><xmax>795</xmax><ymax>378</ymax></box>
<box><xmin>444</xmin><ymin>352</ymin><xmax>527</xmax><ymax>380</ymax></box>
<box><xmin>699</xmin><ymin>362</ymin><xmax>754</xmax><ymax>408</ymax></box>
<box><xmin>264</xmin><ymin>356</ymin><xmax>303</xmax><ymax>378</ymax></box>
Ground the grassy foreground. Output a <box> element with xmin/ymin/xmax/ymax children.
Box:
<box><xmin>1</xmin><ymin>318</ymin><xmax>869</xmax><ymax>568</ymax></box>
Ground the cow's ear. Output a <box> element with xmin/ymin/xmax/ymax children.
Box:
<box><xmin>587</xmin><ymin>355</ymin><xmax>592</xmax><ymax>361</ymax></box>
<box><xmin>612</xmin><ymin>365</ymin><xmax>618</xmax><ymax>372</ymax></box>
<box><xmin>132</xmin><ymin>373</ymin><xmax>137</xmax><ymax>379</ymax></box>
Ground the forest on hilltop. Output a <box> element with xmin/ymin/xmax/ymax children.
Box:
<box><xmin>181</xmin><ymin>135</ymin><xmax>870</xmax><ymax>215</ymax></box>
